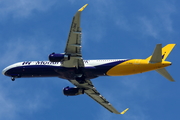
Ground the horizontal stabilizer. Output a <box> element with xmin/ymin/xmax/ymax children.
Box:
<box><xmin>149</xmin><ymin>44</ymin><xmax>162</xmax><ymax>63</ymax></box>
<box><xmin>156</xmin><ymin>68</ymin><xmax>175</xmax><ymax>82</ymax></box>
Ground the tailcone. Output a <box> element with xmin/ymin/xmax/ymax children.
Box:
<box><xmin>162</xmin><ymin>61</ymin><xmax>172</xmax><ymax>66</ymax></box>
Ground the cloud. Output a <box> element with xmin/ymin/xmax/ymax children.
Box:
<box><xmin>0</xmin><ymin>0</ymin><xmax>58</xmax><ymax>19</ymax></box>
<box><xmin>138</xmin><ymin>17</ymin><xmax>159</xmax><ymax>39</ymax></box>
<box><xmin>0</xmin><ymin>77</ymin><xmax>63</xmax><ymax>120</ymax></box>
<box><xmin>92</xmin><ymin>1</ymin><xmax>177</xmax><ymax>40</ymax></box>
<box><xmin>155</xmin><ymin>1</ymin><xmax>176</xmax><ymax>33</ymax></box>
<box><xmin>0</xmin><ymin>38</ymin><xmax>51</xmax><ymax>65</ymax></box>
<box><xmin>0</xmin><ymin>84</ymin><xmax>50</xmax><ymax>120</ymax></box>
<box><xmin>0</xmin><ymin>90</ymin><xmax>16</xmax><ymax>120</ymax></box>
<box><xmin>82</xmin><ymin>1</ymin><xmax>124</xmax><ymax>43</ymax></box>
<box><xmin>136</xmin><ymin>1</ymin><xmax>176</xmax><ymax>39</ymax></box>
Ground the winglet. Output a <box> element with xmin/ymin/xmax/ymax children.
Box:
<box><xmin>120</xmin><ymin>108</ymin><xmax>129</xmax><ymax>114</ymax></box>
<box><xmin>78</xmin><ymin>4</ymin><xmax>88</xmax><ymax>12</ymax></box>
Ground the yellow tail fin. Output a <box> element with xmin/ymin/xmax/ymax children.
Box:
<box><xmin>161</xmin><ymin>44</ymin><xmax>176</xmax><ymax>61</ymax></box>
<box><xmin>146</xmin><ymin>44</ymin><xmax>176</xmax><ymax>61</ymax></box>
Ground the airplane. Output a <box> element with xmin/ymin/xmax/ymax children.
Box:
<box><xmin>2</xmin><ymin>4</ymin><xmax>176</xmax><ymax>114</ymax></box>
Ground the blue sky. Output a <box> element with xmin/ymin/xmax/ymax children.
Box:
<box><xmin>0</xmin><ymin>0</ymin><xmax>179</xmax><ymax>120</ymax></box>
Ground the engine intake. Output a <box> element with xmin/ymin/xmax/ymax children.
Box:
<box><xmin>49</xmin><ymin>53</ymin><xmax>70</xmax><ymax>62</ymax></box>
<box><xmin>63</xmin><ymin>86</ymin><xmax>84</xmax><ymax>96</ymax></box>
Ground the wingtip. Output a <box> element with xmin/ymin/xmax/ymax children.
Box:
<box><xmin>120</xmin><ymin>108</ymin><xmax>129</xmax><ymax>114</ymax></box>
<box><xmin>78</xmin><ymin>4</ymin><xmax>88</xmax><ymax>12</ymax></box>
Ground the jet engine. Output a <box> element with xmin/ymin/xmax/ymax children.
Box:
<box><xmin>63</xmin><ymin>86</ymin><xmax>84</xmax><ymax>96</ymax></box>
<box><xmin>49</xmin><ymin>53</ymin><xmax>70</xmax><ymax>62</ymax></box>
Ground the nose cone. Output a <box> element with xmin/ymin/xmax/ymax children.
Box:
<box><xmin>2</xmin><ymin>64</ymin><xmax>17</xmax><ymax>76</ymax></box>
<box><xmin>2</xmin><ymin>68</ymin><xmax>6</xmax><ymax>75</ymax></box>
<box><xmin>2</xmin><ymin>66</ymin><xmax>11</xmax><ymax>76</ymax></box>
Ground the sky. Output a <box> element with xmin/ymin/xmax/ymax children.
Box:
<box><xmin>0</xmin><ymin>0</ymin><xmax>180</xmax><ymax>120</ymax></box>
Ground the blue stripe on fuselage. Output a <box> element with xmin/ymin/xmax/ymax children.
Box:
<box><xmin>93</xmin><ymin>60</ymin><xmax>129</xmax><ymax>75</ymax></box>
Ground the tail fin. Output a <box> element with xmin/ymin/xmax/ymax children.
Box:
<box><xmin>146</xmin><ymin>44</ymin><xmax>176</xmax><ymax>62</ymax></box>
<box><xmin>146</xmin><ymin>44</ymin><xmax>176</xmax><ymax>82</ymax></box>
<box><xmin>161</xmin><ymin>44</ymin><xmax>176</xmax><ymax>61</ymax></box>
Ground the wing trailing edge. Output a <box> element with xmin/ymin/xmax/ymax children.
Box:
<box><xmin>63</xmin><ymin>4</ymin><xmax>88</xmax><ymax>67</ymax></box>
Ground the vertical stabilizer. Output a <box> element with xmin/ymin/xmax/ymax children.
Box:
<box><xmin>146</xmin><ymin>44</ymin><xmax>176</xmax><ymax>62</ymax></box>
<box><xmin>161</xmin><ymin>44</ymin><xmax>176</xmax><ymax>61</ymax></box>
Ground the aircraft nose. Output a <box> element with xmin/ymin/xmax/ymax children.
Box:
<box><xmin>2</xmin><ymin>66</ymin><xmax>10</xmax><ymax>76</ymax></box>
<box><xmin>2</xmin><ymin>64</ymin><xmax>16</xmax><ymax>76</ymax></box>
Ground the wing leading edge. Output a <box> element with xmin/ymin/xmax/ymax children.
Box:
<box><xmin>64</xmin><ymin>4</ymin><xmax>128</xmax><ymax>114</ymax></box>
<box><xmin>69</xmin><ymin>79</ymin><xmax>129</xmax><ymax>114</ymax></box>
<box><xmin>62</xmin><ymin>4</ymin><xmax>88</xmax><ymax>68</ymax></box>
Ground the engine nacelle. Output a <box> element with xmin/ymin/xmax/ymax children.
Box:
<box><xmin>63</xmin><ymin>86</ymin><xmax>84</xmax><ymax>96</ymax></box>
<box><xmin>49</xmin><ymin>53</ymin><xmax>70</xmax><ymax>62</ymax></box>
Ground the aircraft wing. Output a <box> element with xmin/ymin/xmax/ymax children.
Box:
<box><xmin>66</xmin><ymin>4</ymin><xmax>128</xmax><ymax>114</ymax></box>
<box><xmin>62</xmin><ymin>4</ymin><xmax>88</xmax><ymax>67</ymax></box>
<box><xmin>69</xmin><ymin>79</ymin><xmax>129</xmax><ymax>114</ymax></box>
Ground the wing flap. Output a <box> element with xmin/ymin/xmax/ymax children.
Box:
<box><xmin>63</xmin><ymin>4</ymin><xmax>88</xmax><ymax>68</ymax></box>
<box><xmin>65</xmin><ymin>14</ymin><xmax>82</xmax><ymax>55</ymax></box>
<box><xmin>85</xmin><ymin>89</ymin><xmax>128</xmax><ymax>114</ymax></box>
<box><xmin>65</xmin><ymin>4</ymin><xmax>88</xmax><ymax>56</ymax></box>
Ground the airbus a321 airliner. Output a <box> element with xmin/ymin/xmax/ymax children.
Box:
<box><xmin>2</xmin><ymin>4</ymin><xmax>176</xmax><ymax>114</ymax></box>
